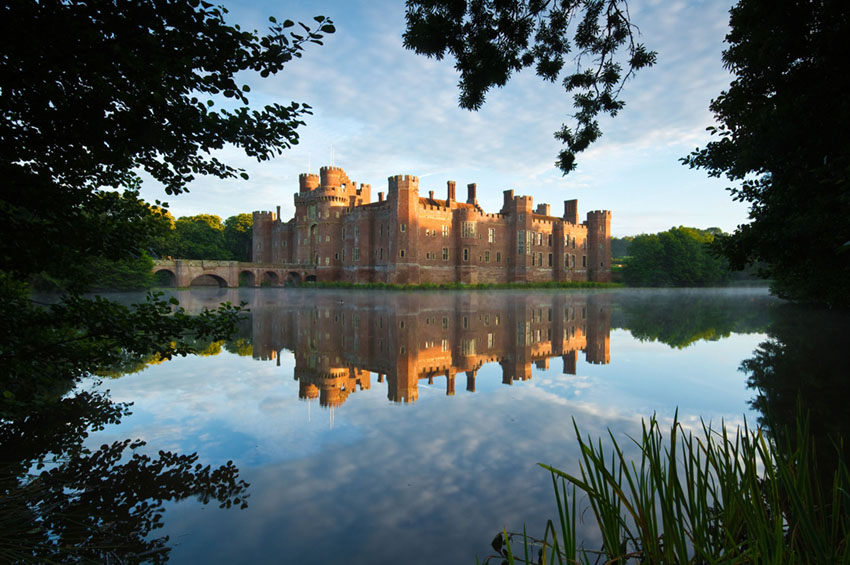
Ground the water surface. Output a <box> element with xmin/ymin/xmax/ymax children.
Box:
<box><xmin>81</xmin><ymin>287</ymin><xmax>840</xmax><ymax>563</ymax></box>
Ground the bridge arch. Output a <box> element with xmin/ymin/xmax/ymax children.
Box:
<box><xmin>262</xmin><ymin>271</ymin><xmax>280</xmax><ymax>286</ymax></box>
<box><xmin>239</xmin><ymin>270</ymin><xmax>256</xmax><ymax>287</ymax></box>
<box><xmin>285</xmin><ymin>271</ymin><xmax>302</xmax><ymax>286</ymax></box>
<box><xmin>153</xmin><ymin>268</ymin><xmax>177</xmax><ymax>287</ymax></box>
<box><xmin>305</xmin><ymin>274</ymin><xmax>317</xmax><ymax>283</ymax></box>
<box><xmin>190</xmin><ymin>274</ymin><xmax>228</xmax><ymax>287</ymax></box>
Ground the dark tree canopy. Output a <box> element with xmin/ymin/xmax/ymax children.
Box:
<box><xmin>623</xmin><ymin>227</ymin><xmax>730</xmax><ymax>287</ymax></box>
<box><xmin>682</xmin><ymin>0</ymin><xmax>850</xmax><ymax>307</ymax></box>
<box><xmin>1</xmin><ymin>0</ymin><xmax>333</xmax><ymax>281</ymax></box>
<box><xmin>403</xmin><ymin>0</ymin><xmax>656</xmax><ymax>173</ymax></box>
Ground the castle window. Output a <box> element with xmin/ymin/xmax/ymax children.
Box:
<box><xmin>353</xmin><ymin>248</ymin><xmax>360</xmax><ymax>261</ymax></box>
<box><xmin>572</xmin><ymin>236</ymin><xmax>576</xmax><ymax>248</ymax></box>
<box><xmin>462</xmin><ymin>221</ymin><xmax>476</xmax><ymax>238</ymax></box>
<box><xmin>537</xmin><ymin>233</ymin><xmax>543</xmax><ymax>246</ymax></box>
<box><xmin>565</xmin><ymin>254</ymin><xmax>569</xmax><ymax>267</ymax></box>
<box><xmin>282</xmin><ymin>241</ymin><xmax>287</xmax><ymax>247</ymax></box>
<box><xmin>463</xmin><ymin>248</ymin><xmax>469</xmax><ymax>262</ymax></box>
<box><xmin>441</xmin><ymin>339</ymin><xmax>449</xmax><ymax>351</ymax></box>
<box><xmin>342</xmin><ymin>228</ymin><xmax>346</xmax><ymax>238</ymax></box>
<box><xmin>548</xmin><ymin>234</ymin><xmax>553</xmax><ymax>246</ymax></box>
<box><xmin>571</xmin><ymin>254</ymin><xmax>576</xmax><ymax>268</ymax></box>
<box><xmin>488</xmin><ymin>228</ymin><xmax>495</xmax><ymax>243</ymax></box>
<box><xmin>425</xmin><ymin>228</ymin><xmax>430</xmax><ymax>236</ymax></box>
<box><xmin>485</xmin><ymin>251</ymin><xmax>490</xmax><ymax>262</ymax></box>
<box><xmin>517</xmin><ymin>231</ymin><xmax>525</xmax><ymax>254</ymax></box>
<box><xmin>538</xmin><ymin>252</ymin><xmax>543</xmax><ymax>266</ymax></box>
<box><xmin>496</xmin><ymin>252</ymin><xmax>501</xmax><ymax>263</ymax></box>
<box><xmin>380</xmin><ymin>248</ymin><xmax>383</xmax><ymax>259</ymax></box>
<box><xmin>442</xmin><ymin>316</ymin><xmax>448</xmax><ymax>329</ymax></box>
<box><xmin>400</xmin><ymin>249</ymin><xmax>405</xmax><ymax>258</ymax></box>
<box><xmin>548</xmin><ymin>253</ymin><xmax>553</xmax><ymax>266</ymax></box>
<box><xmin>342</xmin><ymin>249</ymin><xmax>345</xmax><ymax>261</ymax></box>
<box><xmin>442</xmin><ymin>248</ymin><xmax>449</xmax><ymax>261</ymax></box>
<box><xmin>442</xmin><ymin>225</ymin><xmax>448</xmax><ymax>237</ymax></box>
<box><xmin>325</xmin><ymin>257</ymin><xmax>329</xmax><ymax>265</ymax></box>
<box><xmin>582</xmin><ymin>255</ymin><xmax>587</xmax><ymax>267</ymax></box>
<box><xmin>325</xmin><ymin>235</ymin><xmax>330</xmax><ymax>242</ymax></box>
<box><xmin>379</xmin><ymin>225</ymin><xmax>383</xmax><ymax>236</ymax></box>
<box><xmin>463</xmin><ymin>316</ymin><xmax>468</xmax><ymax>329</ymax></box>
<box><xmin>488</xmin><ymin>333</ymin><xmax>494</xmax><ymax>348</ymax></box>
<box><xmin>532</xmin><ymin>253</ymin><xmax>536</xmax><ymax>266</ymax></box>
<box><xmin>354</xmin><ymin>225</ymin><xmax>360</xmax><ymax>239</ymax></box>
<box><xmin>400</xmin><ymin>223</ymin><xmax>406</xmax><ymax>232</ymax></box>
<box><xmin>334</xmin><ymin>252</ymin><xmax>339</xmax><ymax>260</ymax></box>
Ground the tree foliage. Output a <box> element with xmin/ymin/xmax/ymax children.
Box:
<box><xmin>403</xmin><ymin>0</ymin><xmax>656</xmax><ymax>173</ymax></box>
<box><xmin>153</xmin><ymin>212</ymin><xmax>254</xmax><ymax>262</ymax></box>
<box><xmin>682</xmin><ymin>0</ymin><xmax>850</xmax><ymax>307</ymax></box>
<box><xmin>0</xmin><ymin>1</ymin><xmax>332</xmax><ymax>557</ymax></box>
<box><xmin>1</xmin><ymin>0</ymin><xmax>332</xmax><ymax>281</ymax></box>
<box><xmin>623</xmin><ymin>227</ymin><xmax>729</xmax><ymax>287</ymax></box>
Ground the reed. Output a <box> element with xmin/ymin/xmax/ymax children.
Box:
<box><xmin>484</xmin><ymin>413</ymin><xmax>850</xmax><ymax>564</ymax></box>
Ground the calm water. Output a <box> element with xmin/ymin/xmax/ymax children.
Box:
<box><xmin>74</xmin><ymin>287</ymin><xmax>847</xmax><ymax>563</ymax></box>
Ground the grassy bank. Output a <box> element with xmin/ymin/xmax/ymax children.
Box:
<box><xmin>484</xmin><ymin>414</ymin><xmax>850</xmax><ymax>564</ymax></box>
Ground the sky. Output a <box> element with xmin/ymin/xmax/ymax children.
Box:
<box><xmin>137</xmin><ymin>0</ymin><xmax>750</xmax><ymax>238</ymax></box>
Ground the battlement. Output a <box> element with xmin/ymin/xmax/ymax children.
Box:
<box><xmin>387</xmin><ymin>174</ymin><xmax>419</xmax><ymax>194</ymax></box>
<box><xmin>299</xmin><ymin>173</ymin><xmax>320</xmax><ymax>192</ymax></box>
<box><xmin>253</xmin><ymin>210</ymin><xmax>277</xmax><ymax>222</ymax></box>
<box><xmin>587</xmin><ymin>210</ymin><xmax>612</xmax><ymax>217</ymax></box>
<box><xmin>320</xmin><ymin>165</ymin><xmax>351</xmax><ymax>189</ymax></box>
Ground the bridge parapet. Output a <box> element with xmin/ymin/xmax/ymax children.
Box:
<box><xmin>152</xmin><ymin>260</ymin><xmax>317</xmax><ymax>287</ymax></box>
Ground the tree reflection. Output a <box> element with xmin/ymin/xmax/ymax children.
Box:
<box><xmin>0</xmin><ymin>389</ymin><xmax>249</xmax><ymax>562</ymax></box>
<box><xmin>613</xmin><ymin>290</ymin><xmax>775</xmax><ymax>348</ymax></box>
<box><xmin>744</xmin><ymin>304</ymin><xmax>850</xmax><ymax>462</ymax></box>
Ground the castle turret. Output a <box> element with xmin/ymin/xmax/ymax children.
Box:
<box><xmin>252</xmin><ymin>210</ymin><xmax>277</xmax><ymax>263</ymax></box>
<box><xmin>299</xmin><ymin>173</ymin><xmax>319</xmax><ymax>192</ymax></box>
<box><xmin>387</xmin><ymin>174</ymin><xmax>420</xmax><ymax>284</ymax></box>
<box><xmin>586</xmin><ymin>210</ymin><xmax>612</xmax><ymax>282</ymax></box>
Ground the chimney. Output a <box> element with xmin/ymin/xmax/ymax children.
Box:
<box><xmin>467</xmin><ymin>183</ymin><xmax>477</xmax><ymax>205</ymax></box>
<box><xmin>447</xmin><ymin>180</ymin><xmax>456</xmax><ymax>202</ymax></box>
<box><xmin>502</xmin><ymin>189</ymin><xmax>514</xmax><ymax>212</ymax></box>
<box><xmin>429</xmin><ymin>190</ymin><xmax>434</xmax><ymax>201</ymax></box>
<box><xmin>378</xmin><ymin>192</ymin><xmax>384</xmax><ymax>202</ymax></box>
<box><xmin>564</xmin><ymin>199</ymin><xmax>579</xmax><ymax>224</ymax></box>
<box><xmin>276</xmin><ymin>205</ymin><xmax>281</xmax><ymax>220</ymax></box>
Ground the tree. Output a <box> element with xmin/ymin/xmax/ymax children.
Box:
<box><xmin>682</xmin><ymin>0</ymin><xmax>850</xmax><ymax>307</ymax></box>
<box><xmin>173</xmin><ymin>214</ymin><xmax>230</xmax><ymax>260</ymax></box>
<box><xmin>403</xmin><ymin>0</ymin><xmax>656</xmax><ymax>174</ymax></box>
<box><xmin>1</xmin><ymin>0</ymin><xmax>334</xmax><ymax>281</ymax></box>
<box><xmin>225</xmin><ymin>213</ymin><xmax>254</xmax><ymax>262</ymax></box>
<box><xmin>0</xmin><ymin>1</ymin><xmax>333</xmax><ymax>557</ymax></box>
<box><xmin>623</xmin><ymin>227</ymin><xmax>729</xmax><ymax>287</ymax></box>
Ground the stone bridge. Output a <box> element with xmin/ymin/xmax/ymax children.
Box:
<box><xmin>152</xmin><ymin>259</ymin><xmax>317</xmax><ymax>287</ymax></box>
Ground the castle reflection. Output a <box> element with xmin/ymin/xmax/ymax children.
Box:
<box><xmin>239</xmin><ymin>291</ymin><xmax>611</xmax><ymax>408</ymax></box>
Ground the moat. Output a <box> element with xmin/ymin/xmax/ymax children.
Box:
<box><xmin>76</xmin><ymin>287</ymin><xmax>848</xmax><ymax>563</ymax></box>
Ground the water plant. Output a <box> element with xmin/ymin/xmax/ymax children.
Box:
<box><xmin>482</xmin><ymin>413</ymin><xmax>850</xmax><ymax>563</ymax></box>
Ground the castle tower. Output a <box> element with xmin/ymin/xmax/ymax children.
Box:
<box><xmin>252</xmin><ymin>210</ymin><xmax>277</xmax><ymax>263</ymax></box>
<box><xmin>387</xmin><ymin>174</ymin><xmax>420</xmax><ymax>284</ymax></box>
<box><xmin>586</xmin><ymin>210</ymin><xmax>612</xmax><ymax>282</ymax></box>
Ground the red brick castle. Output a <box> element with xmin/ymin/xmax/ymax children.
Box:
<box><xmin>252</xmin><ymin>166</ymin><xmax>611</xmax><ymax>284</ymax></box>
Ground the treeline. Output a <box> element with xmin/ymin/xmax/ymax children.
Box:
<box><xmin>616</xmin><ymin>227</ymin><xmax>759</xmax><ymax>287</ymax></box>
<box><xmin>30</xmin><ymin>196</ymin><xmax>254</xmax><ymax>292</ymax></box>
<box><xmin>153</xmin><ymin>212</ymin><xmax>253</xmax><ymax>262</ymax></box>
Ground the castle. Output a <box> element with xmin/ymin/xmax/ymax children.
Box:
<box><xmin>252</xmin><ymin>166</ymin><xmax>611</xmax><ymax>284</ymax></box>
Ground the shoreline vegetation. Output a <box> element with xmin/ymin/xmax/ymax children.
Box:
<box><xmin>483</xmin><ymin>414</ymin><xmax>850</xmax><ymax>564</ymax></box>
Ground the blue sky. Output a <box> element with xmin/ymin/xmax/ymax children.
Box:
<box><xmin>138</xmin><ymin>0</ymin><xmax>749</xmax><ymax>237</ymax></box>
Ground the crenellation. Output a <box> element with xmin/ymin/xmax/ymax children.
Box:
<box><xmin>253</xmin><ymin>165</ymin><xmax>611</xmax><ymax>284</ymax></box>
